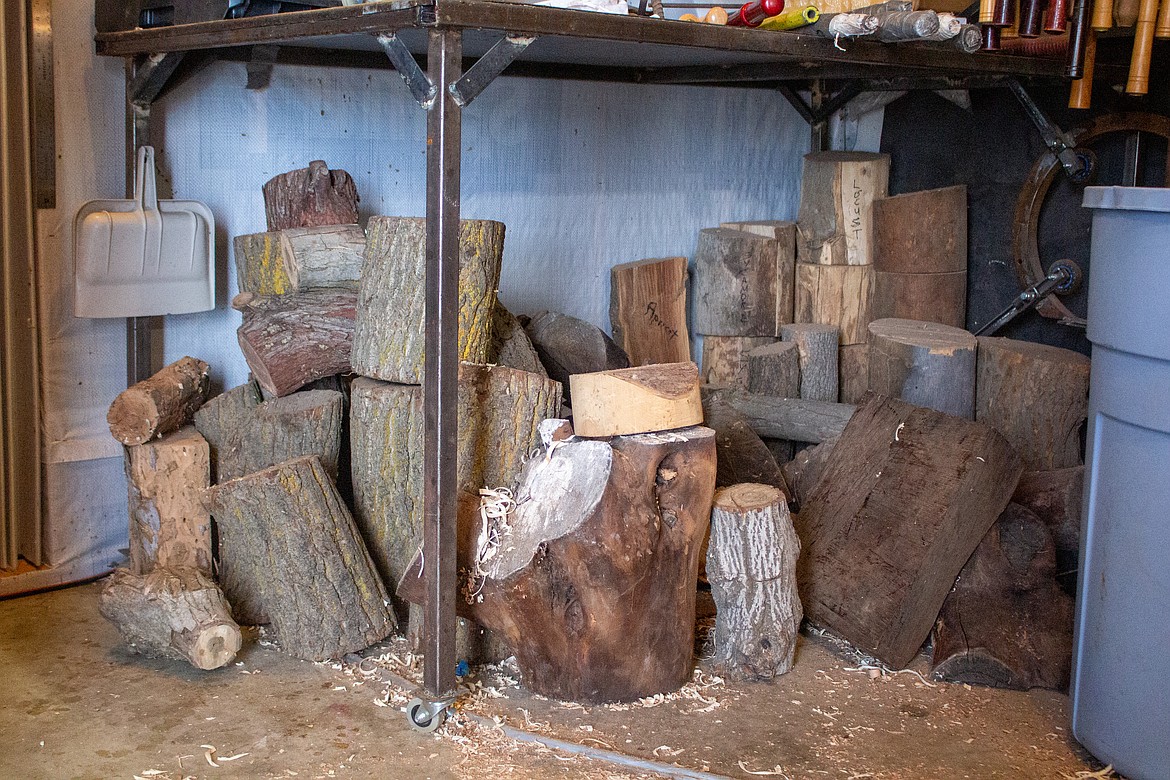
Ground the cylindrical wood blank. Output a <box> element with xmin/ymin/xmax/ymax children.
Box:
<box><xmin>701</xmin><ymin>335</ymin><xmax>776</xmax><ymax>388</ymax></box>
<box><xmin>975</xmin><ymin>337</ymin><xmax>1090</xmax><ymax>470</ymax></box>
<box><xmin>107</xmin><ymin>356</ymin><xmax>211</xmax><ymax>446</ymax></box>
<box><xmin>794</xmin><ymin>262</ymin><xmax>874</xmax><ymax>346</ymax></box>
<box><xmin>707</xmin><ymin>483</ymin><xmax>803</xmax><ymax>680</ymax></box>
<box><xmin>780</xmin><ymin>323</ymin><xmax>839</xmax><ymax>402</ymax></box>
<box><xmin>867</xmin><ymin>318</ymin><xmax>977</xmax><ymax>419</ymax></box>
<box><xmin>262</xmin><ymin>160</ymin><xmax>359</xmax><ymax>232</ymax></box>
<box><xmin>838</xmin><ymin>344</ymin><xmax>870</xmax><ymax>404</ymax></box>
<box><xmin>747</xmin><ymin>341</ymin><xmax>800</xmax><ymax>398</ymax></box>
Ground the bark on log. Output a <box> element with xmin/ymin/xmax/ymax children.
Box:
<box><xmin>702</xmin><ymin>394</ymin><xmax>788</xmax><ymax>494</ymax></box>
<box><xmin>746</xmin><ymin>341</ymin><xmax>800</xmax><ymax>399</ymax></box>
<box><xmin>975</xmin><ymin>337</ymin><xmax>1091</xmax><ymax>470</ymax></box>
<box><xmin>352</xmin><ymin>217</ymin><xmax>504</xmax><ymax>385</ymax></box>
<box><xmin>701</xmin><ymin>335</ymin><xmax>776</xmax><ymax>388</ymax></box>
<box><xmin>99</xmin><ymin>567</ymin><xmax>241</xmax><ymax>670</ymax></box>
<box><xmin>796</xmin><ymin>394</ymin><xmax>1023</xmax><ymax>669</ymax></box>
<box><xmin>522</xmin><ymin>310</ymin><xmax>629</xmax><ymax>404</ymax></box>
<box><xmin>108</xmin><ymin>357</ymin><xmax>211</xmax><ymax>446</ymax></box>
<box><xmin>707</xmin><ymin>483</ymin><xmax>802</xmax><ymax>680</ymax></box>
<box><xmin>713</xmin><ymin>389</ymin><xmax>856</xmax><ymax>443</ymax></box>
<box><xmin>693</xmin><ymin>228</ymin><xmax>786</xmax><ymax>336</ymax></box>
<box><xmin>570</xmin><ymin>362</ymin><xmax>702</xmax><ymax>438</ymax></box>
<box><xmin>795</xmin><ymin>262</ymin><xmax>874</xmax><ymax>346</ymax></box>
<box><xmin>867</xmin><ymin>318</ymin><xmax>977</xmax><ymax>419</ymax></box>
<box><xmin>489</xmin><ymin>305</ymin><xmax>546</xmax><ymax>377</ymax></box>
<box><xmin>872</xmin><ymin>185</ymin><xmax>967</xmax><ymax>274</ymax></box>
<box><xmin>780</xmin><ymin>323</ymin><xmax>840</xmax><ymax>402</ymax></box>
<box><xmin>278</xmin><ymin>224</ymin><xmax>365</xmax><ymax>290</ymax></box>
<box><xmin>234</xmin><ymin>288</ymin><xmax>357</xmax><ymax>397</ymax></box>
<box><xmin>781</xmin><ymin>437</ymin><xmax>838</xmax><ymax>513</ymax></box>
<box><xmin>233</xmin><ymin>232</ymin><xmax>290</xmax><ymax>295</ymax></box>
<box><xmin>720</xmin><ymin>220</ymin><xmax>797</xmax><ymax>330</ymax></box>
<box><xmin>125</xmin><ymin>426</ymin><xmax>212</xmax><ymax>575</ymax></box>
<box><xmin>797</xmin><ymin>151</ymin><xmax>890</xmax><ymax>266</ymax></box>
<box><xmin>609</xmin><ymin>256</ymin><xmax>691</xmax><ymax>366</ymax></box>
<box><xmin>931</xmin><ymin>503</ymin><xmax>1074</xmax><ymax>690</ymax></box>
<box><xmin>1013</xmin><ymin>466</ymin><xmax>1084</xmax><ymax>593</ymax></box>
<box><xmin>206</xmin><ymin>455</ymin><xmax>394</xmax><ymax>659</ymax></box>
<box><xmin>262</xmin><ymin>161</ymin><xmax>360</xmax><ymax>232</ymax></box>
<box><xmin>838</xmin><ymin>344</ymin><xmax>870</xmax><ymax>404</ymax></box>
<box><xmin>469</xmin><ymin>426</ymin><xmax>717</xmax><ymax>702</ymax></box>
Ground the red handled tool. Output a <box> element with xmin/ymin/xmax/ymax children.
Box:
<box><xmin>727</xmin><ymin>0</ymin><xmax>785</xmax><ymax>26</ymax></box>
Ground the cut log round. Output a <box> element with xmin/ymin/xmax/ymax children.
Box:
<box><xmin>867</xmin><ymin>318</ymin><xmax>977</xmax><ymax>419</ymax></box>
<box><xmin>713</xmin><ymin>389</ymin><xmax>855</xmax><ymax>444</ymax></box>
<box><xmin>701</xmin><ymin>394</ymin><xmax>788</xmax><ymax>494</ymax></box>
<box><xmin>522</xmin><ymin>310</ymin><xmax>629</xmax><ymax>403</ymax></box>
<box><xmin>838</xmin><ymin>343</ymin><xmax>869</xmax><ymax>404</ymax></box>
<box><xmin>780</xmin><ymin>323</ymin><xmax>839</xmax><ymax>402</ymax></box>
<box><xmin>701</xmin><ymin>335</ymin><xmax>776</xmax><ymax>388</ymax></box>
<box><xmin>278</xmin><ymin>224</ymin><xmax>366</xmax><ymax>290</ymax></box>
<box><xmin>719</xmin><ymin>220</ymin><xmax>798</xmax><ymax>331</ymax></box>
<box><xmin>352</xmin><ymin>216</ymin><xmax>504</xmax><ymax>385</ymax></box>
<box><xmin>780</xmin><ymin>436</ymin><xmax>838</xmax><ymax>513</ymax></box>
<box><xmin>262</xmin><ymin>160</ymin><xmax>360</xmax><ymax>232</ymax></box>
<box><xmin>235</xmin><ymin>288</ymin><xmax>357</xmax><ymax>397</ymax></box>
<box><xmin>975</xmin><ymin>336</ymin><xmax>1091</xmax><ymax>470</ymax></box>
<box><xmin>746</xmin><ymin>341</ymin><xmax>800</xmax><ymax>398</ymax></box>
<box><xmin>489</xmin><ymin>305</ymin><xmax>546</xmax><ymax>377</ymax></box>
<box><xmin>872</xmin><ymin>186</ymin><xmax>967</xmax><ymax>274</ymax></box>
<box><xmin>206</xmin><ymin>455</ymin><xmax>394</xmax><ymax>659</ymax></box>
<box><xmin>794</xmin><ymin>262</ymin><xmax>874</xmax><ymax>346</ymax></box>
<box><xmin>570</xmin><ymin>362</ymin><xmax>702</xmax><ymax>438</ymax></box>
<box><xmin>107</xmin><ymin>356</ymin><xmax>211</xmax><ymax>446</ymax></box>
<box><xmin>707</xmin><ymin>483</ymin><xmax>803</xmax><ymax>680</ymax></box>
<box><xmin>233</xmin><ymin>232</ymin><xmax>290</xmax><ymax>295</ymax></box>
<box><xmin>609</xmin><ymin>256</ymin><xmax>691</xmax><ymax>366</ymax></box>
<box><xmin>1013</xmin><ymin>466</ymin><xmax>1084</xmax><ymax>593</ymax></box>
<box><xmin>98</xmin><ymin>567</ymin><xmax>241</xmax><ymax>670</ymax></box>
<box><xmin>872</xmin><ymin>270</ymin><xmax>967</xmax><ymax>328</ymax></box>
<box><xmin>693</xmin><ymin>227</ymin><xmax>784</xmax><ymax>337</ymax></box>
<box><xmin>797</xmin><ymin>151</ymin><xmax>890</xmax><ymax>267</ymax></box>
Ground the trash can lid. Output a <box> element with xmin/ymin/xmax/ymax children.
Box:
<box><xmin>1083</xmin><ymin>186</ymin><xmax>1170</xmax><ymax>212</ymax></box>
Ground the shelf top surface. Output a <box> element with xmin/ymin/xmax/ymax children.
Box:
<box><xmin>95</xmin><ymin>0</ymin><xmax>1067</xmax><ymax>81</ymax></box>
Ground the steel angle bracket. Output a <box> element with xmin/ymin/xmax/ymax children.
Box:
<box><xmin>376</xmin><ymin>32</ymin><xmax>438</xmax><ymax>106</ymax></box>
<box><xmin>450</xmin><ymin>35</ymin><xmax>537</xmax><ymax>106</ymax></box>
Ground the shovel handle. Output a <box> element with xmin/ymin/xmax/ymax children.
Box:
<box><xmin>135</xmin><ymin>146</ymin><xmax>159</xmax><ymax>212</ymax></box>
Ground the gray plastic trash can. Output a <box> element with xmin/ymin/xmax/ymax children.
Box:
<box><xmin>1074</xmin><ymin>186</ymin><xmax>1170</xmax><ymax>780</ymax></box>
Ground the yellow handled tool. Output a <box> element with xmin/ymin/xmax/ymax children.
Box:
<box><xmin>760</xmin><ymin>4</ymin><xmax>819</xmax><ymax>29</ymax></box>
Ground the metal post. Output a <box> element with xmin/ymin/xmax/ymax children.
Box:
<box><xmin>125</xmin><ymin>58</ymin><xmax>154</xmax><ymax>386</ymax></box>
<box><xmin>422</xmin><ymin>27</ymin><xmax>462</xmax><ymax>700</ymax></box>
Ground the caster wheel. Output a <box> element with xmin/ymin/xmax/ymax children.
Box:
<box><xmin>1049</xmin><ymin>259</ymin><xmax>1084</xmax><ymax>295</ymax></box>
<box><xmin>406</xmin><ymin>697</ymin><xmax>447</xmax><ymax>733</ymax></box>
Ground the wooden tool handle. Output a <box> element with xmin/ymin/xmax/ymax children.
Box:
<box><xmin>1116</xmin><ymin>0</ymin><xmax>1140</xmax><ymax>25</ymax></box>
<box><xmin>1126</xmin><ymin>0</ymin><xmax>1160</xmax><ymax>93</ymax></box>
<box><xmin>981</xmin><ymin>0</ymin><xmax>997</xmax><ymax>22</ymax></box>
<box><xmin>992</xmin><ymin>0</ymin><xmax>1017</xmax><ymax>25</ymax></box>
<box><xmin>1156</xmin><ymin>0</ymin><xmax>1170</xmax><ymax>36</ymax></box>
<box><xmin>1069</xmin><ymin>30</ymin><xmax>1096</xmax><ymax>107</ymax></box>
<box><xmin>1090</xmin><ymin>0</ymin><xmax>1113</xmax><ymax>27</ymax></box>
<box><xmin>1045</xmin><ymin>0</ymin><xmax>1069</xmax><ymax>30</ymax></box>
<box><xmin>1019</xmin><ymin>0</ymin><xmax>1046</xmax><ymax>35</ymax></box>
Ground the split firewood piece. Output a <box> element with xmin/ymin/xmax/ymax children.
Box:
<box><xmin>931</xmin><ymin>503</ymin><xmax>1074</xmax><ymax>690</ymax></box>
<box><xmin>108</xmin><ymin>356</ymin><xmax>211</xmax><ymax>446</ymax></box>
<box><xmin>795</xmin><ymin>262</ymin><xmax>874</xmax><ymax>346</ymax></box>
<box><xmin>746</xmin><ymin>341</ymin><xmax>800</xmax><ymax>398</ymax></box>
<box><xmin>867</xmin><ymin>318</ymin><xmax>977</xmax><ymax>419</ymax></box>
<box><xmin>99</xmin><ymin>567</ymin><xmax>241</xmax><ymax>670</ymax></box>
<box><xmin>707</xmin><ymin>483</ymin><xmax>803</xmax><ymax>680</ymax></box>
<box><xmin>570</xmin><ymin>362</ymin><xmax>702</xmax><ymax>438</ymax></box>
<box><xmin>701</xmin><ymin>393</ymin><xmax>787</xmax><ymax>494</ymax></box>
<box><xmin>489</xmin><ymin>304</ymin><xmax>546</xmax><ymax>377</ymax></box>
<box><xmin>797</xmin><ymin>394</ymin><xmax>1023</xmax><ymax>669</ymax></box>
<box><xmin>701</xmin><ymin>335</ymin><xmax>776</xmax><ymax>387</ymax></box>
<box><xmin>609</xmin><ymin>256</ymin><xmax>691</xmax><ymax>366</ymax></box>
<box><xmin>262</xmin><ymin>160</ymin><xmax>359</xmax><ymax>232</ymax></box>
<box><xmin>278</xmin><ymin>224</ymin><xmax>365</xmax><ymax>290</ymax></box>
<box><xmin>206</xmin><ymin>455</ymin><xmax>394</xmax><ymax>659</ymax></box>
<box><xmin>233</xmin><ymin>232</ymin><xmax>289</xmax><ymax>295</ymax></box>
<box><xmin>692</xmin><ymin>228</ymin><xmax>785</xmax><ymax>337</ymax></box>
<box><xmin>1013</xmin><ymin>466</ymin><xmax>1084</xmax><ymax>593</ymax></box>
<box><xmin>470</xmin><ymin>426</ymin><xmax>717</xmax><ymax>703</ymax></box>
<box><xmin>976</xmin><ymin>337</ymin><xmax>1091</xmax><ymax>470</ymax></box>
<box><xmin>193</xmin><ymin>383</ymin><xmax>344</xmax><ymax>484</ymax></box>
<box><xmin>352</xmin><ymin>217</ymin><xmax>504</xmax><ymax>385</ymax></box>
<box><xmin>125</xmin><ymin>425</ymin><xmax>212</xmax><ymax>575</ymax></box>
<box><xmin>780</xmin><ymin>323</ymin><xmax>839</xmax><ymax>402</ymax></box>
<box><xmin>522</xmin><ymin>310</ymin><xmax>629</xmax><ymax>403</ymax></box>
<box><xmin>234</xmin><ymin>288</ymin><xmax>357</xmax><ymax>397</ymax></box>
<box><xmin>712</xmin><ymin>389</ymin><xmax>855</xmax><ymax>444</ymax></box>
<box><xmin>838</xmin><ymin>344</ymin><xmax>869</xmax><ymax>404</ymax></box>
<box><xmin>797</xmin><ymin>151</ymin><xmax>890</xmax><ymax>267</ymax></box>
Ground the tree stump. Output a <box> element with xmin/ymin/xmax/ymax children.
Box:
<box><xmin>278</xmin><ymin>224</ymin><xmax>365</xmax><ymax>290</ymax></box>
<box><xmin>570</xmin><ymin>362</ymin><xmax>702</xmax><ymax>437</ymax></box>
<box><xmin>233</xmin><ymin>232</ymin><xmax>290</xmax><ymax>295</ymax></box>
<box><xmin>746</xmin><ymin>341</ymin><xmax>800</xmax><ymax>399</ymax></box>
<box><xmin>609</xmin><ymin>256</ymin><xmax>691</xmax><ymax>366</ymax></box>
<box><xmin>794</xmin><ymin>262</ymin><xmax>874</xmax><ymax>346</ymax></box>
<box><xmin>867</xmin><ymin>318</ymin><xmax>977</xmax><ymax>419</ymax></box>
<box><xmin>780</xmin><ymin>323</ymin><xmax>839</xmax><ymax>402</ymax></box>
<box><xmin>489</xmin><ymin>305</ymin><xmax>546</xmax><ymax>377</ymax></box>
<box><xmin>234</xmin><ymin>288</ymin><xmax>357</xmax><ymax>397</ymax></box>
<box><xmin>522</xmin><ymin>310</ymin><xmax>629</xmax><ymax>403</ymax></box>
<box><xmin>99</xmin><ymin>567</ymin><xmax>241</xmax><ymax>670</ymax></box>
<box><xmin>107</xmin><ymin>357</ymin><xmax>211</xmax><ymax>446</ymax></box>
<box><xmin>700</xmin><ymin>335</ymin><xmax>776</xmax><ymax>388</ymax></box>
<box><xmin>125</xmin><ymin>425</ymin><xmax>212</xmax><ymax>575</ymax></box>
<box><xmin>975</xmin><ymin>337</ymin><xmax>1091</xmax><ymax>470</ymax></box>
<box><xmin>206</xmin><ymin>455</ymin><xmax>394</xmax><ymax>659</ymax></box>
<box><xmin>707</xmin><ymin>483</ymin><xmax>802</xmax><ymax>680</ymax></box>
<box><xmin>797</xmin><ymin>151</ymin><xmax>890</xmax><ymax>267</ymax></box>
<box><xmin>262</xmin><ymin>160</ymin><xmax>359</xmax><ymax>231</ymax></box>
<box><xmin>692</xmin><ymin>228</ymin><xmax>785</xmax><ymax>336</ymax></box>
<box><xmin>351</xmin><ymin>217</ymin><xmax>504</xmax><ymax>385</ymax></box>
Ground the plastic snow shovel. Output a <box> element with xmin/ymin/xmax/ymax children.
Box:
<box><xmin>74</xmin><ymin>146</ymin><xmax>215</xmax><ymax>318</ymax></box>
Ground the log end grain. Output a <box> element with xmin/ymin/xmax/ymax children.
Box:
<box><xmin>107</xmin><ymin>356</ymin><xmax>211</xmax><ymax>446</ymax></box>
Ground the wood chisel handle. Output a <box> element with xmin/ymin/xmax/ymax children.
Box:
<box><xmin>727</xmin><ymin>0</ymin><xmax>785</xmax><ymax>26</ymax></box>
<box><xmin>1069</xmin><ymin>29</ymin><xmax>1096</xmax><ymax>107</ymax></box>
<box><xmin>1090</xmin><ymin>0</ymin><xmax>1113</xmax><ymax>27</ymax></box>
<box><xmin>1044</xmin><ymin>0</ymin><xmax>1069</xmax><ymax>31</ymax></box>
<box><xmin>1127</xmin><ymin>0</ymin><xmax>1160</xmax><ymax>93</ymax></box>
<box><xmin>1156</xmin><ymin>0</ymin><xmax>1170</xmax><ymax>36</ymax></box>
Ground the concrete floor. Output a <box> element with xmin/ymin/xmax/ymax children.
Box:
<box><xmin>1</xmin><ymin>581</ymin><xmax>1110</xmax><ymax>780</ymax></box>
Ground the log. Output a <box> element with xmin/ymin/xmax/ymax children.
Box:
<box><xmin>975</xmin><ymin>337</ymin><xmax>1091</xmax><ymax>471</ymax></box>
<box><xmin>701</xmin><ymin>394</ymin><xmax>788</xmax><ymax>494</ymax></box>
<box><xmin>234</xmin><ymin>288</ymin><xmax>357</xmax><ymax>397</ymax></box>
<box><xmin>746</xmin><ymin>341</ymin><xmax>800</xmax><ymax>399</ymax></box>
<box><xmin>780</xmin><ymin>323</ymin><xmax>840</xmax><ymax>402</ymax></box>
<box><xmin>838</xmin><ymin>344</ymin><xmax>869</xmax><ymax>404</ymax></box>
<box><xmin>193</xmin><ymin>384</ymin><xmax>344</xmax><ymax>484</ymax></box>
<box><xmin>1013</xmin><ymin>466</ymin><xmax>1084</xmax><ymax>593</ymax></box>
<box><xmin>707</xmin><ymin>483</ymin><xmax>802</xmax><ymax>680</ymax></box>
<box><xmin>206</xmin><ymin>455</ymin><xmax>394</xmax><ymax>659</ymax></box>
<box><xmin>692</xmin><ymin>228</ymin><xmax>786</xmax><ymax>337</ymax></box>
<box><xmin>931</xmin><ymin>503</ymin><xmax>1074</xmax><ymax>690</ymax></box>
<box><xmin>470</xmin><ymin>426</ymin><xmax>717</xmax><ymax>702</ymax></box>
<box><xmin>107</xmin><ymin>356</ymin><xmax>211</xmax><ymax>446</ymax></box>
<box><xmin>262</xmin><ymin>160</ymin><xmax>360</xmax><ymax>232</ymax></box>
<box><xmin>570</xmin><ymin>362</ymin><xmax>702</xmax><ymax>438</ymax></box>
<box><xmin>278</xmin><ymin>224</ymin><xmax>365</xmax><ymax>290</ymax></box>
<box><xmin>781</xmin><ymin>437</ymin><xmax>838</xmax><ymax>512</ymax></box>
<box><xmin>796</xmin><ymin>151</ymin><xmax>891</xmax><ymax>266</ymax></box>
<box><xmin>489</xmin><ymin>304</ymin><xmax>546</xmax><ymax>377</ymax></box>
<box><xmin>233</xmin><ymin>232</ymin><xmax>290</xmax><ymax>295</ymax></box>
<box><xmin>796</xmin><ymin>394</ymin><xmax>1024</xmax><ymax>669</ymax></box>
<box><xmin>98</xmin><ymin>567</ymin><xmax>241</xmax><ymax>670</ymax></box>
<box><xmin>609</xmin><ymin>256</ymin><xmax>691</xmax><ymax>366</ymax></box>
<box><xmin>872</xmin><ymin>186</ymin><xmax>967</xmax><ymax>274</ymax></box>
<box><xmin>124</xmin><ymin>426</ymin><xmax>212</xmax><ymax>575</ymax></box>
<box><xmin>522</xmin><ymin>310</ymin><xmax>629</xmax><ymax>403</ymax></box>
<box><xmin>719</xmin><ymin>220</ymin><xmax>797</xmax><ymax>329</ymax></box>
<box><xmin>872</xmin><ymin>270</ymin><xmax>967</xmax><ymax>327</ymax></box>
<box><xmin>351</xmin><ymin>217</ymin><xmax>504</xmax><ymax>385</ymax></box>
<box><xmin>867</xmin><ymin>318</ymin><xmax>977</xmax><ymax>419</ymax></box>
<box><xmin>713</xmin><ymin>389</ymin><xmax>856</xmax><ymax>443</ymax></box>
<box><xmin>701</xmin><ymin>335</ymin><xmax>776</xmax><ymax>387</ymax></box>
<box><xmin>795</xmin><ymin>262</ymin><xmax>874</xmax><ymax>346</ymax></box>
